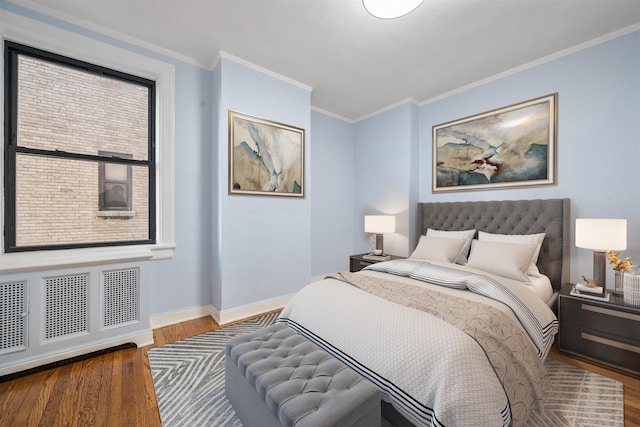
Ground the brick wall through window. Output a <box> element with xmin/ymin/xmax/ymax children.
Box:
<box><xmin>6</xmin><ymin>46</ymin><xmax>153</xmax><ymax>249</ymax></box>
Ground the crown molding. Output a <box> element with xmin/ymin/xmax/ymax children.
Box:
<box><xmin>216</xmin><ymin>51</ymin><xmax>313</xmax><ymax>92</ymax></box>
<box><xmin>420</xmin><ymin>23</ymin><xmax>640</xmax><ymax>107</ymax></box>
<box><xmin>4</xmin><ymin>0</ymin><xmax>209</xmax><ymax>68</ymax></box>
<box><xmin>355</xmin><ymin>97</ymin><xmax>419</xmax><ymax>122</ymax></box>
<box><xmin>310</xmin><ymin>106</ymin><xmax>354</xmax><ymax>123</ymax></box>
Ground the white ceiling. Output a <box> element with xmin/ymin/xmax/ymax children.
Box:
<box><xmin>8</xmin><ymin>0</ymin><xmax>640</xmax><ymax>120</ymax></box>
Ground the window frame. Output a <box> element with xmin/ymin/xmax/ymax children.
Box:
<box><xmin>0</xmin><ymin>10</ymin><xmax>176</xmax><ymax>271</ymax></box>
<box><xmin>4</xmin><ymin>41</ymin><xmax>156</xmax><ymax>252</ymax></box>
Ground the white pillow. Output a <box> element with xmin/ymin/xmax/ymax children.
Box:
<box><xmin>426</xmin><ymin>228</ymin><xmax>476</xmax><ymax>264</ymax></box>
<box><xmin>466</xmin><ymin>240</ymin><xmax>537</xmax><ymax>282</ymax></box>
<box><xmin>410</xmin><ymin>235</ymin><xmax>466</xmax><ymax>263</ymax></box>
<box><xmin>478</xmin><ymin>231</ymin><xmax>545</xmax><ymax>277</ymax></box>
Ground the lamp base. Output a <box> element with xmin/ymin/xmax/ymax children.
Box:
<box><xmin>593</xmin><ymin>250</ymin><xmax>606</xmax><ymax>290</ymax></box>
<box><xmin>375</xmin><ymin>233</ymin><xmax>384</xmax><ymax>255</ymax></box>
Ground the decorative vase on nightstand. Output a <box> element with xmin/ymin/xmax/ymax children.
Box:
<box><xmin>607</xmin><ymin>250</ymin><xmax>632</xmax><ymax>297</ymax></box>
<box><xmin>614</xmin><ymin>270</ymin><xmax>625</xmax><ymax>297</ymax></box>
<box><xmin>623</xmin><ymin>272</ymin><xmax>640</xmax><ymax>306</ymax></box>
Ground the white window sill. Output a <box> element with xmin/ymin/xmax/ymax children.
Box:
<box><xmin>0</xmin><ymin>243</ymin><xmax>176</xmax><ymax>273</ymax></box>
<box><xmin>96</xmin><ymin>210</ymin><xmax>136</xmax><ymax>219</ymax></box>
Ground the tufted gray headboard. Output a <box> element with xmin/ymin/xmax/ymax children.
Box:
<box><xmin>417</xmin><ymin>198</ymin><xmax>570</xmax><ymax>291</ymax></box>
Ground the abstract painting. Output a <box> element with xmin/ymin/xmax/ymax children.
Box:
<box><xmin>432</xmin><ymin>93</ymin><xmax>557</xmax><ymax>192</ymax></box>
<box><xmin>229</xmin><ymin>110</ymin><xmax>304</xmax><ymax>197</ymax></box>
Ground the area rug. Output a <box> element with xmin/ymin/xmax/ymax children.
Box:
<box><xmin>148</xmin><ymin>313</ymin><xmax>624</xmax><ymax>427</ymax></box>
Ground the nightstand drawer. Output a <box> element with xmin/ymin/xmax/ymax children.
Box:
<box><xmin>559</xmin><ymin>322</ymin><xmax>640</xmax><ymax>375</ymax></box>
<box><xmin>560</xmin><ymin>298</ymin><xmax>640</xmax><ymax>342</ymax></box>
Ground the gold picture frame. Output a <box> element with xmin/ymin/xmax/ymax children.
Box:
<box><xmin>433</xmin><ymin>93</ymin><xmax>557</xmax><ymax>193</ymax></box>
<box><xmin>228</xmin><ymin>110</ymin><xmax>305</xmax><ymax>197</ymax></box>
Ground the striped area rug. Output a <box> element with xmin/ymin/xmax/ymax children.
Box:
<box><xmin>148</xmin><ymin>313</ymin><xmax>624</xmax><ymax>427</ymax></box>
<box><xmin>148</xmin><ymin>312</ymin><xmax>279</xmax><ymax>427</ymax></box>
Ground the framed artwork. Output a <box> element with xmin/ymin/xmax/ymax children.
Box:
<box><xmin>432</xmin><ymin>93</ymin><xmax>557</xmax><ymax>193</ymax></box>
<box><xmin>228</xmin><ymin>110</ymin><xmax>305</xmax><ymax>197</ymax></box>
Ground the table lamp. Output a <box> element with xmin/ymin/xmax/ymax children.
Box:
<box><xmin>575</xmin><ymin>218</ymin><xmax>627</xmax><ymax>290</ymax></box>
<box><xmin>364</xmin><ymin>215</ymin><xmax>395</xmax><ymax>256</ymax></box>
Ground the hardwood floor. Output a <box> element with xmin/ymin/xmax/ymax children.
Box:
<box><xmin>1</xmin><ymin>314</ymin><xmax>638</xmax><ymax>427</ymax></box>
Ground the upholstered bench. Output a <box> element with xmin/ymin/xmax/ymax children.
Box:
<box><xmin>225</xmin><ymin>322</ymin><xmax>381</xmax><ymax>427</ymax></box>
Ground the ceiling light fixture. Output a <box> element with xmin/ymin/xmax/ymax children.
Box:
<box><xmin>363</xmin><ymin>0</ymin><xmax>424</xmax><ymax>19</ymax></box>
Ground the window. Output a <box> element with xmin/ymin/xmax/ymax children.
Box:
<box><xmin>99</xmin><ymin>151</ymin><xmax>133</xmax><ymax>213</ymax></box>
<box><xmin>4</xmin><ymin>41</ymin><xmax>156</xmax><ymax>252</ymax></box>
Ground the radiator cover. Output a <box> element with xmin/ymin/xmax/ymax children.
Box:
<box><xmin>0</xmin><ymin>281</ymin><xmax>28</xmax><ymax>355</ymax></box>
<box><xmin>103</xmin><ymin>267</ymin><xmax>140</xmax><ymax>328</ymax></box>
<box><xmin>45</xmin><ymin>274</ymin><xmax>88</xmax><ymax>340</ymax></box>
<box><xmin>0</xmin><ymin>261</ymin><xmax>151</xmax><ymax>376</ymax></box>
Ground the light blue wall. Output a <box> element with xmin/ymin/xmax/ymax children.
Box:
<box><xmin>210</xmin><ymin>60</ymin><xmax>222</xmax><ymax>311</ymax></box>
<box><xmin>0</xmin><ymin>1</ymin><xmax>216</xmax><ymax>317</ymax></box>
<box><xmin>353</xmin><ymin>31</ymin><xmax>638</xmax><ymax>289</ymax></box>
<box><xmin>354</xmin><ymin>102</ymin><xmax>420</xmax><ymax>257</ymax></box>
<box><xmin>1</xmin><ymin>1</ymin><xmax>351</xmax><ymax>318</ymax></box>
<box><xmin>418</xmin><ymin>31</ymin><xmax>640</xmax><ymax>287</ymax></box>
<box><xmin>3</xmin><ymin>0</ymin><xmax>638</xmax><ymax>315</ymax></box>
<box><xmin>309</xmin><ymin>110</ymin><xmax>355</xmax><ymax>276</ymax></box>
<box><xmin>149</xmin><ymin>62</ymin><xmax>213</xmax><ymax>316</ymax></box>
<box><xmin>217</xmin><ymin>58</ymin><xmax>312</xmax><ymax>310</ymax></box>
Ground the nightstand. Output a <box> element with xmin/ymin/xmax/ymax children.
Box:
<box><xmin>558</xmin><ymin>283</ymin><xmax>640</xmax><ymax>376</ymax></box>
<box><xmin>349</xmin><ymin>253</ymin><xmax>403</xmax><ymax>272</ymax></box>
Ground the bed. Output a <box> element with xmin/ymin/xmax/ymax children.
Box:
<box><xmin>278</xmin><ymin>198</ymin><xmax>570</xmax><ymax>427</ymax></box>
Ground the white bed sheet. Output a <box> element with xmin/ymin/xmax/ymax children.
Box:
<box><xmin>523</xmin><ymin>274</ymin><xmax>553</xmax><ymax>303</ymax></box>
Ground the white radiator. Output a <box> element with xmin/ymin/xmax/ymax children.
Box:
<box><xmin>0</xmin><ymin>261</ymin><xmax>151</xmax><ymax>376</ymax></box>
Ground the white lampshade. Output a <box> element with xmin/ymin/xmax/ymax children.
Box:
<box><xmin>363</xmin><ymin>0</ymin><xmax>423</xmax><ymax>19</ymax></box>
<box><xmin>364</xmin><ymin>215</ymin><xmax>395</xmax><ymax>234</ymax></box>
<box><xmin>575</xmin><ymin>218</ymin><xmax>627</xmax><ymax>251</ymax></box>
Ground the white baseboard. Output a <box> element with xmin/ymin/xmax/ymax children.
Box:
<box><xmin>149</xmin><ymin>293</ymin><xmax>295</xmax><ymax>330</ymax></box>
<box><xmin>215</xmin><ymin>293</ymin><xmax>295</xmax><ymax>326</ymax></box>
<box><xmin>0</xmin><ymin>330</ymin><xmax>154</xmax><ymax>377</ymax></box>
<box><xmin>149</xmin><ymin>304</ymin><xmax>216</xmax><ymax>329</ymax></box>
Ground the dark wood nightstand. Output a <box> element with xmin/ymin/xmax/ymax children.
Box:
<box><xmin>349</xmin><ymin>253</ymin><xmax>403</xmax><ymax>272</ymax></box>
<box><xmin>558</xmin><ymin>283</ymin><xmax>640</xmax><ymax>376</ymax></box>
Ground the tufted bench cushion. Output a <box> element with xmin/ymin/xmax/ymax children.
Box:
<box><xmin>225</xmin><ymin>322</ymin><xmax>381</xmax><ymax>427</ymax></box>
